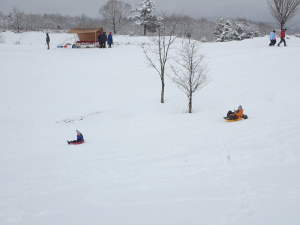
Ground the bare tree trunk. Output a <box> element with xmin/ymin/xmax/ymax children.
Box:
<box><xmin>161</xmin><ymin>79</ymin><xmax>165</xmax><ymax>103</ymax></box>
<box><xmin>113</xmin><ymin>18</ymin><xmax>116</xmax><ymax>34</ymax></box>
<box><xmin>144</xmin><ymin>24</ymin><xmax>147</xmax><ymax>36</ymax></box>
<box><xmin>188</xmin><ymin>93</ymin><xmax>192</xmax><ymax>113</ymax></box>
<box><xmin>161</xmin><ymin>66</ymin><xmax>165</xmax><ymax>103</ymax></box>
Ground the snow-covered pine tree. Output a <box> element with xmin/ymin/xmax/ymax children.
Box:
<box><xmin>214</xmin><ymin>18</ymin><xmax>241</xmax><ymax>42</ymax></box>
<box><xmin>132</xmin><ymin>0</ymin><xmax>160</xmax><ymax>35</ymax></box>
<box><xmin>214</xmin><ymin>18</ymin><xmax>260</xmax><ymax>42</ymax></box>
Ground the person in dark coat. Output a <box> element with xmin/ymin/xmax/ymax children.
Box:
<box><xmin>98</xmin><ymin>32</ymin><xmax>103</xmax><ymax>48</ymax></box>
<box><xmin>68</xmin><ymin>130</ymin><xmax>84</xmax><ymax>144</ymax></box>
<box><xmin>46</xmin><ymin>33</ymin><xmax>50</xmax><ymax>50</ymax></box>
<box><xmin>107</xmin><ymin>32</ymin><xmax>113</xmax><ymax>48</ymax></box>
<box><xmin>98</xmin><ymin>32</ymin><xmax>107</xmax><ymax>48</ymax></box>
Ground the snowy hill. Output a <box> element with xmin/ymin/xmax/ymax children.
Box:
<box><xmin>1</xmin><ymin>31</ymin><xmax>300</xmax><ymax>225</ymax></box>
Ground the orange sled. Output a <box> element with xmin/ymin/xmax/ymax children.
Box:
<box><xmin>224</xmin><ymin>115</ymin><xmax>248</xmax><ymax>122</ymax></box>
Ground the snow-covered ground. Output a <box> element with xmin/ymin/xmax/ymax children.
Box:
<box><xmin>1</xmin><ymin>31</ymin><xmax>300</xmax><ymax>225</ymax></box>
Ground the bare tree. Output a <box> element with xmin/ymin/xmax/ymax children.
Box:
<box><xmin>8</xmin><ymin>8</ymin><xmax>24</xmax><ymax>32</ymax></box>
<box><xmin>171</xmin><ymin>40</ymin><xmax>207</xmax><ymax>113</ymax></box>
<box><xmin>99</xmin><ymin>0</ymin><xmax>132</xmax><ymax>34</ymax></box>
<box><xmin>142</xmin><ymin>23</ymin><xmax>176</xmax><ymax>103</ymax></box>
<box><xmin>268</xmin><ymin>0</ymin><xmax>300</xmax><ymax>29</ymax></box>
<box><xmin>0</xmin><ymin>11</ymin><xmax>5</xmax><ymax>30</ymax></box>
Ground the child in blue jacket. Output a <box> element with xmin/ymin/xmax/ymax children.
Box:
<box><xmin>107</xmin><ymin>32</ymin><xmax>113</xmax><ymax>48</ymax></box>
<box><xmin>68</xmin><ymin>130</ymin><xmax>84</xmax><ymax>144</ymax></box>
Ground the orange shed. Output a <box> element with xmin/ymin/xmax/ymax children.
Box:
<box><xmin>68</xmin><ymin>28</ymin><xmax>104</xmax><ymax>43</ymax></box>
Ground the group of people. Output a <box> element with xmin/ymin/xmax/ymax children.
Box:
<box><xmin>269</xmin><ymin>28</ymin><xmax>287</xmax><ymax>47</ymax></box>
<box><xmin>98</xmin><ymin>32</ymin><xmax>113</xmax><ymax>48</ymax></box>
<box><xmin>45</xmin><ymin>31</ymin><xmax>114</xmax><ymax>49</ymax></box>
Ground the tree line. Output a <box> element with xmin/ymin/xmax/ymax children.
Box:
<box><xmin>0</xmin><ymin>0</ymin><xmax>278</xmax><ymax>42</ymax></box>
<box><xmin>0</xmin><ymin>0</ymin><xmax>299</xmax><ymax>42</ymax></box>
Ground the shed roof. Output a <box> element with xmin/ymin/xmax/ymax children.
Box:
<box><xmin>68</xmin><ymin>28</ymin><xmax>103</xmax><ymax>34</ymax></box>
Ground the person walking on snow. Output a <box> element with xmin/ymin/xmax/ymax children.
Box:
<box><xmin>278</xmin><ymin>28</ymin><xmax>287</xmax><ymax>47</ymax></box>
<box><xmin>67</xmin><ymin>130</ymin><xmax>84</xmax><ymax>144</ymax></box>
<box><xmin>46</xmin><ymin>33</ymin><xmax>50</xmax><ymax>50</ymax></box>
<box><xmin>107</xmin><ymin>32</ymin><xmax>113</xmax><ymax>48</ymax></box>
<box><xmin>269</xmin><ymin>30</ymin><xmax>276</xmax><ymax>46</ymax></box>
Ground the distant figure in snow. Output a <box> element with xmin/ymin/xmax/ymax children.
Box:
<box><xmin>278</xmin><ymin>28</ymin><xmax>287</xmax><ymax>47</ymax></box>
<box><xmin>98</xmin><ymin>32</ymin><xmax>107</xmax><ymax>48</ymax></box>
<box><xmin>98</xmin><ymin>32</ymin><xmax>103</xmax><ymax>48</ymax></box>
<box><xmin>107</xmin><ymin>32</ymin><xmax>113</xmax><ymax>48</ymax></box>
<box><xmin>67</xmin><ymin>130</ymin><xmax>84</xmax><ymax>144</ymax></box>
<box><xmin>103</xmin><ymin>32</ymin><xmax>108</xmax><ymax>48</ymax></box>
<box><xmin>269</xmin><ymin>30</ymin><xmax>276</xmax><ymax>46</ymax></box>
<box><xmin>46</xmin><ymin>33</ymin><xmax>50</xmax><ymax>50</ymax></box>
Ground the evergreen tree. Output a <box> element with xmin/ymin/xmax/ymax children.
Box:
<box><xmin>132</xmin><ymin>0</ymin><xmax>160</xmax><ymax>35</ymax></box>
<box><xmin>214</xmin><ymin>18</ymin><xmax>260</xmax><ymax>42</ymax></box>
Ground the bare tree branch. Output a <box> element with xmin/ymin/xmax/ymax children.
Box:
<box><xmin>99</xmin><ymin>0</ymin><xmax>132</xmax><ymax>34</ymax></box>
<box><xmin>268</xmin><ymin>0</ymin><xmax>300</xmax><ymax>29</ymax></box>
<box><xmin>142</xmin><ymin>22</ymin><xmax>177</xmax><ymax>103</ymax></box>
<box><xmin>171</xmin><ymin>40</ymin><xmax>207</xmax><ymax>113</ymax></box>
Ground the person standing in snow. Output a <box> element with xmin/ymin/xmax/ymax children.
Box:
<box><xmin>103</xmin><ymin>32</ymin><xmax>108</xmax><ymax>48</ymax></box>
<box><xmin>46</xmin><ymin>33</ymin><xmax>50</xmax><ymax>50</ymax></box>
<box><xmin>269</xmin><ymin>30</ymin><xmax>276</xmax><ymax>46</ymax></box>
<box><xmin>98</xmin><ymin>32</ymin><xmax>107</xmax><ymax>48</ymax></box>
<box><xmin>98</xmin><ymin>32</ymin><xmax>103</xmax><ymax>48</ymax></box>
<box><xmin>278</xmin><ymin>28</ymin><xmax>287</xmax><ymax>47</ymax></box>
<box><xmin>107</xmin><ymin>32</ymin><xmax>113</xmax><ymax>48</ymax></box>
<box><xmin>67</xmin><ymin>130</ymin><xmax>84</xmax><ymax>144</ymax></box>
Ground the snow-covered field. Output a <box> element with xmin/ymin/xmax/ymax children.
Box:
<box><xmin>1</xmin><ymin>31</ymin><xmax>300</xmax><ymax>225</ymax></box>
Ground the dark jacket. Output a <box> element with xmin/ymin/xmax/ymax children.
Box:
<box><xmin>98</xmin><ymin>33</ymin><xmax>107</xmax><ymax>43</ymax></box>
<box><xmin>98</xmin><ymin>34</ymin><xmax>102</xmax><ymax>42</ymax></box>
<box><xmin>46</xmin><ymin>34</ymin><xmax>50</xmax><ymax>43</ymax></box>
<box><xmin>77</xmin><ymin>133</ymin><xmax>84</xmax><ymax>142</ymax></box>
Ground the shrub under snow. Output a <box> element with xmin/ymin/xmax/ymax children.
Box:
<box><xmin>214</xmin><ymin>18</ymin><xmax>260</xmax><ymax>42</ymax></box>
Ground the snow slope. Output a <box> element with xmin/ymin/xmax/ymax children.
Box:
<box><xmin>0</xmin><ymin>31</ymin><xmax>300</xmax><ymax>225</ymax></box>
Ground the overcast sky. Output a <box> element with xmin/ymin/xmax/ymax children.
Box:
<box><xmin>1</xmin><ymin>0</ymin><xmax>300</xmax><ymax>24</ymax></box>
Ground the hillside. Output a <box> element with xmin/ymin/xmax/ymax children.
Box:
<box><xmin>1</xmin><ymin>31</ymin><xmax>300</xmax><ymax>225</ymax></box>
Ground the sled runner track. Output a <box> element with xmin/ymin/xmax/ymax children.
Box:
<box><xmin>56</xmin><ymin>111</ymin><xmax>102</xmax><ymax>124</ymax></box>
